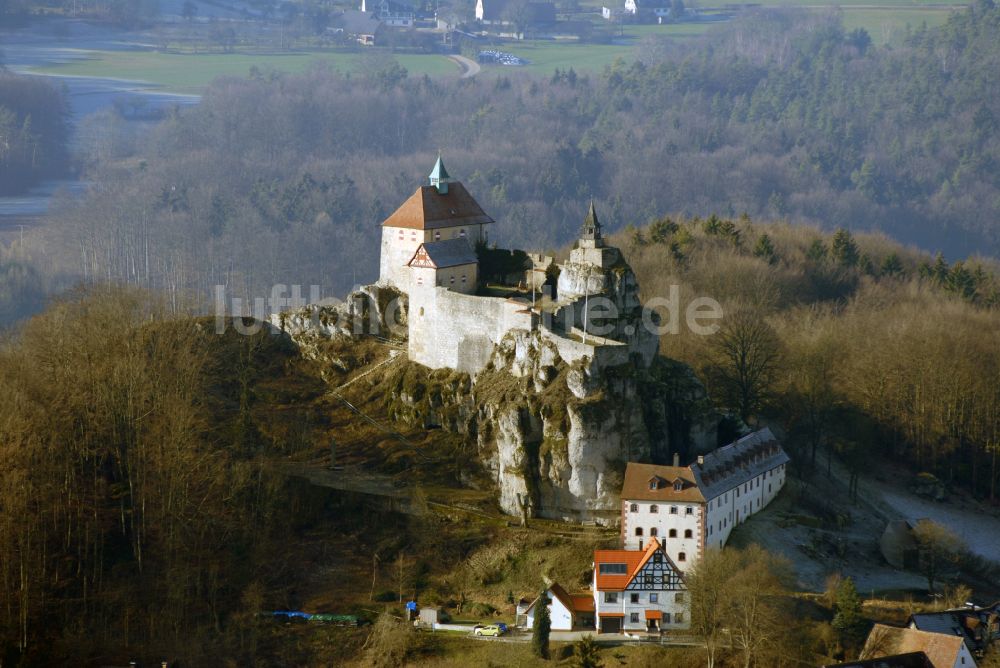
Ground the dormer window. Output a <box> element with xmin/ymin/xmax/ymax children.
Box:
<box><xmin>674</xmin><ymin>480</ymin><xmax>683</xmax><ymax>491</ymax></box>
<box><xmin>649</xmin><ymin>481</ymin><xmax>657</xmax><ymax>491</ymax></box>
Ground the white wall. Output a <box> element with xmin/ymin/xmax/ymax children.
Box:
<box><xmin>622</xmin><ymin>501</ymin><xmax>702</xmax><ymax>568</ymax></box>
<box><xmin>593</xmin><ymin>589</ymin><xmax>689</xmax><ymax>631</ymax></box>
<box><xmin>622</xmin><ymin>463</ymin><xmax>788</xmax><ymax>562</ymax></box>
<box><xmin>525</xmin><ymin>590</ymin><xmax>574</xmax><ymax>631</ymax></box>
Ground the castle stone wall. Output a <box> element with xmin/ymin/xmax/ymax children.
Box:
<box><xmin>408</xmin><ymin>287</ymin><xmax>534</xmax><ymax>375</ymax></box>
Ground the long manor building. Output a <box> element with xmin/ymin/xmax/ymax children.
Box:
<box><xmin>620</xmin><ymin>428</ymin><xmax>789</xmax><ymax>569</ymax></box>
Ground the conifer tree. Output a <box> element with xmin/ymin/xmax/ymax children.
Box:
<box><xmin>831</xmin><ymin>577</ymin><xmax>865</xmax><ymax>642</ymax></box>
<box><xmin>532</xmin><ymin>590</ymin><xmax>551</xmax><ymax>659</ymax></box>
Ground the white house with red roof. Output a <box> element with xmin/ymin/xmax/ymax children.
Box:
<box><xmin>592</xmin><ymin>537</ymin><xmax>688</xmax><ymax>634</ymax></box>
<box><xmin>620</xmin><ymin>428</ymin><xmax>789</xmax><ymax>570</ymax></box>
<box><xmin>522</xmin><ymin>583</ymin><xmax>596</xmax><ymax>631</ymax></box>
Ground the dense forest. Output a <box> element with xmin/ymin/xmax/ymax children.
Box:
<box><xmin>33</xmin><ymin>2</ymin><xmax>1000</xmax><ymax>310</ymax></box>
<box><xmin>619</xmin><ymin>217</ymin><xmax>1000</xmax><ymax>503</ymax></box>
<box><xmin>0</xmin><ymin>71</ymin><xmax>69</xmax><ymax>195</ymax></box>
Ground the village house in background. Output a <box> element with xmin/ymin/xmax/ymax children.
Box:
<box><xmin>592</xmin><ymin>537</ymin><xmax>688</xmax><ymax>633</ymax></box>
<box><xmin>620</xmin><ymin>428</ymin><xmax>788</xmax><ymax>569</ymax></box>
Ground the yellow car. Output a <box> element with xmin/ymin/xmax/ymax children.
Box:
<box><xmin>474</xmin><ymin>624</ymin><xmax>503</xmax><ymax>637</ymax></box>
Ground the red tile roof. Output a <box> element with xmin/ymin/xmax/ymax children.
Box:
<box><xmin>594</xmin><ymin>537</ymin><xmax>667</xmax><ymax>590</ymax></box>
<box><xmin>570</xmin><ymin>595</ymin><xmax>595</xmax><ymax>613</ymax></box>
<box><xmin>382</xmin><ymin>183</ymin><xmax>494</xmax><ymax>230</ymax></box>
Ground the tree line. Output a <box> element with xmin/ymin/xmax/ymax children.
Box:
<box><xmin>0</xmin><ymin>71</ymin><xmax>69</xmax><ymax>196</ymax></box>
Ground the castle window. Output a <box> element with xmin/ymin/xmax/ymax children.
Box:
<box><xmin>684</xmin><ymin>529</ymin><xmax>693</xmax><ymax>538</ymax></box>
<box><xmin>650</xmin><ymin>528</ymin><xmax>658</xmax><ymax>537</ymax></box>
<box><xmin>635</xmin><ymin>527</ymin><xmax>643</xmax><ymax>537</ymax></box>
<box><xmin>629</xmin><ymin>503</ymin><xmax>638</xmax><ymax>512</ymax></box>
<box><xmin>686</xmin><ymin>507</ymin><xmax>694</xmax><ymax>515</ymax></box>
<box><xmin>669</xmin><ymin>529</ymin><xmax>677</xmax><ymax>538</ymax></box>
<box><xmin>417</xmin><ymin>276</ymin><xmax>423</xmax><ymax>286</ymax></box>
<box><xmin>649</xmin><ymin>505</ymin><xmax>658</xmax><ymax>514</ymax></box>
<box><xmin>461</xmin><ymin>275</ymin><xmax>467</xmax><ymax>283</ymax></box>
<box><xmin>670</xmin><ymin>506</ymin><xmax>678</xmax><ymax>514</ymax></box>
<box><xmin>435</xmin><ymin>231</ymin><xmax>441</xmax><ymax>241</ymax></box>
<box><xmin>674</xmin><ymin>481</ymin><xmax>683</xmax><ymax>491</ymax></box>
<box><xmin>678</xmin><ymin>552</ymin><xmax>686</xmax><ymax>562</ymax></box>
<box><xmin>419</xmin><ymin>307</ymin><xmax>424</xmax><ymax>316</ymax></box>
<box><xmin>450</xmin><ymin>276</ymin><xmax>455</xmax><ymax>284</ymax></box>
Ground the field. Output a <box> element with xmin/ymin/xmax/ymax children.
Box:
<box><xmin>30</xmin><ymin>48</ymin><xmax>460</xmax><ymax>94</ymax></box>
<box><xmin>28</xmin><ymin>0</ymin><xmax>968</xmax><ymax>94</ymax></box>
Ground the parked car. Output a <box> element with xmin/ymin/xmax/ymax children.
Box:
<box><xmin>496</xmin><ymin>622</ymin><xmax>509</xmax><ymax>634</ymax></box>
<box><xmin>474</xmin><ymin>624</ymin><xmax>504</xmax><ymax>637</ymax></box>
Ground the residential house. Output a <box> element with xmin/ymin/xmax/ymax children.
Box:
<box><xmin>860</xmin><ymin>624</ymin><xmax>978</xmax><ymax>668</ymax></box>
<box><xmin>475</xmin><ymin>0</ymin><xmax>556</xmax><ymax>26</ymax></box>
<box><xmin>910</xmin><ymin>603</ymin><xmax>1000</xmax><ymax>659</ymax></box>
<box><xmin>823</xmin><ymin>653</ymin><xmax>936</xmax><ymax>668</ymax></box>
<box><xmin>331</xmin><ymin>10</ymin><xmax>384</xmax><ymax>45</ymax></box>
<box><xmin>620</xmin><ymin>428</ymin><xmax>789</xmax><ymax>570</ymax></box>
<box><xmin>623</xmin><ymin>0</ymin><xmax>670</xmax><ymax>19</ymax></box>
<box><xmin>360</xmin><ymin>0</ymin><xmax>415</xmax><ymax>27</ymax></box>
<box><xmin>593</xmin><ymin>537</ymin><xmax>688</xmax><ymax>634</ymax></box>
<box><xmin>522</xmin><ymin>583</ymin><xmax>595</xmax><ymax>630</ymax></box>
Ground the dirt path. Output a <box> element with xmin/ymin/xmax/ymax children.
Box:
<box><xmin>448</xmin><ymin>54</ymin><xmax>481</xmax><ymax>79</ymax></box>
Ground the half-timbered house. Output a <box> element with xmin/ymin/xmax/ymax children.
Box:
<box><xmin>592</xmin><ymin>537</ymin><xmax>688</xmax><ymax>633</ymax></box>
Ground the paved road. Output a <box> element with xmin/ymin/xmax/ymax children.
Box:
<box><xmin>448</xmin><ymin>55</ymin><xmax>481</xmax><ymax>79</ymax></box>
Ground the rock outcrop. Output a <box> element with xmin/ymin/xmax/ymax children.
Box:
<box><xmin>378</xmin><ymin>327</ymin><xmax>718</xmax><ymax>524</ymax></box>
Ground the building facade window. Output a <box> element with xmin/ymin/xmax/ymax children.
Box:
<box><xmin>604</xmin><ymin>592</ymin><xmax>618</xmax><ymax>603</ymax></box>
<box><xmin>649</xmin><ymin>593</ymin><xmax>658</xmax><ymax>603</ymax></box>
<box><xmin>670</xmin><ymin>506</ymin><xmax>678</xmax><ymax>514</ymax></box>
<box><xmin>669</xmin><ymin>529</ymin><xmax>677</xmax><ymax>538</ymax></box>
<box><xmin>630</xmin><ymin>613</ymin><xmax>639</xmax><ymax>623</ymax></box>
<box><xmin>630</xmin><ymin>593</ymin><xmax>639</xmax><ymax>604</ymax></box>
<box><xmin>684</xmin><ymin>529</ymin><xmax>693</xmax><ymax>538</ymax></box>
<box><xmin>650</xmin><ymin>505</ymin><xmax>658</xmax><ymax>514</ymax></box>
<box><xmin>650</xmin><ymin>528</ymin><xmax>658</xmax><ymax>537</ymax></box>
<box><xmin>635</xmin><ymin>527</ymin><xmax>643</xmax><ymax>536</ymax></box>
<box><xmin>678</xmin><ymin>552</ymin><xmax>686</xmax><ymax>562</ymax></box>
<box><xmin>686</xmin><ymin>507</ymin><xmax>694</xmax><ymax>515</ymax></box>
<box><xmin>629</xmin><ymin>503</ymin><xmax>638</xmax><ymax>512</ymax></box>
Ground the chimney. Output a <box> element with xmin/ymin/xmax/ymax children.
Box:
<box><xmin>697</xmin><ymin>455</ymin><xmax>705</xmax><ymax>466</ymax></box>
<box><xmin>672</xmin><ymin>452</ymin><xmax>680</xmax><ymax>467</ymax></box>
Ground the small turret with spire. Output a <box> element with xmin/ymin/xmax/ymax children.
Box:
<box><xmin>578</xmin><ymin>200</ymin><xmax>605</xmax><ymax>249</ymax></box>
<box><xmin>429</xmin><ymin>152</ymin><xmax>452</xmax><ymax>195</ymax></box>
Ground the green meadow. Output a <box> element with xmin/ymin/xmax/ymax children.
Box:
<box><xmin>31</xmin><ymin>49</ymin><xmax>459</xmax><ymax>94</ymax></box>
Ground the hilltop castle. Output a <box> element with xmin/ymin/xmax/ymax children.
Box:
<box><xmin>378</xmin><ymin>156</ymin><xmax>658</xmax><ymax>376</ymax></box>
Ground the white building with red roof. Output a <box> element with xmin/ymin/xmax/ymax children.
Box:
<box><xmin>592</xmin><ymin>537</ymin><xmax>688</xmax><ymax>634</ymax></box>
<box><xmin>620</xmin><ymin>428</ymin><xmax>789</xmax><ymax>569</ymax></box>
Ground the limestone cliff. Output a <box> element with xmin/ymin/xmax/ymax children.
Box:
<box><xmin>277</xmin><ymin>283</ymin><xmax>718</xmax><ymax>524</ymax></box>
<box><xmin>379</xmin><ymin>328</ymin><xmax>718</xmax><ymax>524</ymax></box>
